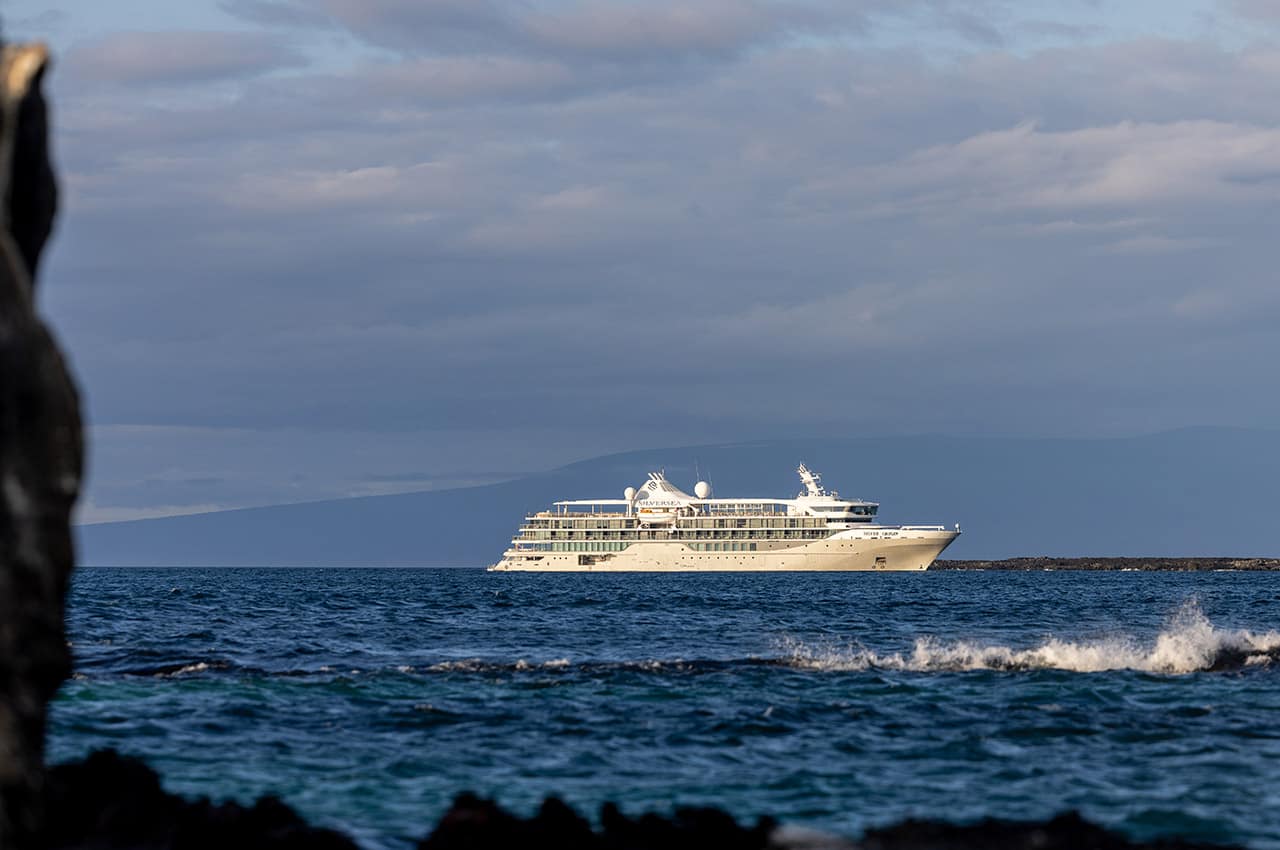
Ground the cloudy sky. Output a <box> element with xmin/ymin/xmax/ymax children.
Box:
<box><xmin>7</xmin><ymin>0</ymin><xmax>1280</xmax><ymax>522</ymax></box>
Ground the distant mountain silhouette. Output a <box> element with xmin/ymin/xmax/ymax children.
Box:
<box><xmin>78</xmin><ymin>429</ymin><xmax>1280</xmax><ymax>566</ymax></box>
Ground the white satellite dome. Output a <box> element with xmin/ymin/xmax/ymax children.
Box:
<box><xmin>624</xmin><ymin>486</ymin><xmax>637</xmax><ymax>501</ymax></box>
<box><xmin>694</xmin><ymin>481</ymin><xmax>711</xmax><ymax>499</ymax></box>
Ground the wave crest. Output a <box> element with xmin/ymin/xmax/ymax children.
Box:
<box><xmin>780</xmin><ymin>601</ymin><xmax>1280</xmax><ymax>674</ymax></box>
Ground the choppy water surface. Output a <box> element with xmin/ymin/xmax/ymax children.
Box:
<box><xmin>52</xmin><ymin>569</ymin><xmax>1280</xmax><ymax>849</ymax></box>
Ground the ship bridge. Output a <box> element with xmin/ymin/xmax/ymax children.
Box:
<box><xmin>551</xmin><ymin>466</ymin><xmax>878</xmax><ymax>524</ymax></box>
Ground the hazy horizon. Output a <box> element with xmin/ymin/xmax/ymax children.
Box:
<box><xmin>69</xmin><ymin>423</ymin><xmax>1280</xmax><ymax>527</ymax></box>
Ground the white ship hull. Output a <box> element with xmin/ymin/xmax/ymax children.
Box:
<box><xmin>490</xmin><ymin>527</ymin><xmax>958</xmax><ymax>572</ymax></box>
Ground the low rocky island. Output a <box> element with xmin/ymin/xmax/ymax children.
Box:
<box><xmin>933</xmin><ymin>557</ymin><xmax>1280</xmax><ymax>571</ymax></box>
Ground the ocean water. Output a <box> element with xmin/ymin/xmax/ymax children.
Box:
<box><xmin>51</xmin><ymin>568</ymin><xmax>1280</xmax><ymax>849</ymax></box>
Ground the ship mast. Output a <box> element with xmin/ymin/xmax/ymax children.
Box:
<box><xmin>797</xmin><ymin>463</ymin><xmax>826</xmax><ymax>497</ymax></box>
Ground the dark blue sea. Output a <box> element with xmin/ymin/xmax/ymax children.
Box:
<box><xmin>51</xmin><ymin>568</ymin><xmax>1280</xmax><ymax>849</ymax></box>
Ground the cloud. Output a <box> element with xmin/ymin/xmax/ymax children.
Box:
<box><xmin>799</xmin><ymin>120</ymin><xmax>1280</xmax><ymax>222</ymax></box>
<box><xmin>37</xmin><ymin>8</ymin><xmax>1280</xmax><ymax>517</ymax></box>
<box><xmin>1229</xmin><ymin>0</ymin><xmax>1280</xmax><ymax>24</ymax></box>
<box><xmin>5</xmin><ymin>9</ymin><xmax>72</xmax><ymax>37</ymax></box>
<box><xmin>61</xmin><ymin>30</ymin><xmax>308</xmax><ymax>87</ymax></box>
<box><xmin>1100</xmin><ymin>234</ymin><xmax>1225</xmax><ymax>255</ymax></box>
<box><xmin>518</xmin><ymin>0</ymin><xmax>813</xmax><ymax>59</ymax></box>
<box><xmin>308</xmin><ymin>0</ymin><xmax>533</xmax><ymax>54</ymax></box>
<box><xmin>304</xmin><ymin>0</ymin><xmax>854</xmax><ymax>62</ymax></box>
<box><xmin>217</xmin><ymin>0</ymin><xmax>335</xmax><ymax>29</ymax></box>
<box><xmin>352</xmin><ymin>55</ymin><xmax>578</xmax><ymax>104</ymax></box>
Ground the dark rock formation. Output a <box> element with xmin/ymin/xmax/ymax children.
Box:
<box><xmin>858</xmin><ymin>811</ymin><xmax>1236</xmax><ymax>849</ymax></box>
<box><xmin>419</xmin><ymin>791</ymin><xmax>776</xmax><ymax>850</ymax></box>
<box><xmin>0</xmin><ymin>42</ymin><xmax>83</xmax><ymax>849</ymax></box>
<box><xmin>42</xmin><ymin>750</ymin><xmax>358</xmax><ymax>850</ymax></box>
<box><xmin>418</xmin><ymin>796</ymin><xmax>1241</xmax><ymax>850</ymax></box>
<box><xmin>34</xmin><ymin>753</ymin><xmax>1248</xmax><ymax>849</ymax></box>
<box><xmin>413</xmin><ymin>793</ymin><xmax>1243</xmax><ymax>850</ymax></box>
<box><xmin>933</xmin><ymin>557</ymin><xmax>1280</xmax><ymax>571</ymax></box>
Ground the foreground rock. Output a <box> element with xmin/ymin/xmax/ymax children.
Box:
<box><xmin>419</xmin><ymin>791</ymin><xmax>776</xmax><ymax>850</ymax></box>
<box><xmin>857</xmin><ymin>812</ymin><xmax>1237</xmax><ymax>850</ymax></box>
<box><xmin>422</xmin><ymin>794</ymin><xmax>1237</xmax><ymax>850</ymax></box>
<box><xmin>0</xmin><ymin>42</ymin><xmax>83</xmax><ymax>849</ymax></box>
<box><xmin>933</xmin><ymin>557</ymin><xmax>1280</xmax><ymax>571</ymax></box>
<box><xmin>40</xmin><ymin>750</ymin><xmax>1241</xmax><ymax>850</ymax></box>
<box><xmin>43</xmin><ymin>750</ymin><xmax>357</xmax><ymax>850</ymax></box>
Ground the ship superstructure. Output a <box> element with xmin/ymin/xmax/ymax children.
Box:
<box><xmin>489</xmin><ymin>465</ymin><xmax>959</xmax><ymax>572</ymax></box>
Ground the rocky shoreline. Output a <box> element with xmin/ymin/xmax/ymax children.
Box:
<box><xmin>933</xmin><ymin>557</ymin><xmax>1280</xmax><ymax>571</ymax></box>
<box><xmin>43</xmin><ymin>750</ymin><xmax>1240</xmax><ymax>850</ymax></box>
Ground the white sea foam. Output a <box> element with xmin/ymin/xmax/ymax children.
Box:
<box><xmin>168</xmin><ymin>662</ymin><xmax>210</xmax><ymax>676</ymax></box>
<box><xmin>778</xmin><ymin>601</ymin><xmax>1280</xmax><ymax>674</ymax></box>
<box><xmin>427</xmin><ymin>658</ymin><xmax>575</xmax><ymax>673</ymax></box>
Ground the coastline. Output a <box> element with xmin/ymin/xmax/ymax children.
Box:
<box><xmin>933</xmin><ymin>557</ymin><xmax>1280</xmax><ymax>571</ymax></box>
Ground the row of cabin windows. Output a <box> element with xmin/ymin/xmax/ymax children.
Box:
<box><xmin>521</xmin><ymin>522</ymin><xmax>833</xmax><ymax>535</ymax></box>
<box><xmin>520</xmin><ymin>529</ymin><xmax>831</xmax><ymax>541</ymax></box>
<box><xmin>679</xmin><ymin>517</ymin><xmax>829</xmax><ymax>529</ymax></box>
<box><xmin>518</xmin><ymin>542</ymin><xmax>629</xmax><ymax>552</ymax></box>
<box><xmin>515</xmin><ymin>541</ymin><xmax>761</xmax><ymax>553</ymax></box>
<box><xmin>530</xmin><ymin>518</ymin><xmax>634</xmax><ymax>529</ymax></box>
<box><xmin>527</xmin><ymin>516</ymin><xmax>837</xmax><ymax>530</ymax></box>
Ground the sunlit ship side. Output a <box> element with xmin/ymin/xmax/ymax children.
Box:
<box><xmin>488</xmin><ymin>464</ymin><xmax>959</xmax><ymax>572</ymax></box>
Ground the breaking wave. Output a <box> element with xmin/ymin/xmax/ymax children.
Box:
<box><xmin>779</xmin><ymin>601</ymin><xmax>1280</xmax><ymax>674</ymax></box>
<box><xmin>93</xmin><ymin>602</ymin><xmax>1280</xmax><ymax>680</ymax></box>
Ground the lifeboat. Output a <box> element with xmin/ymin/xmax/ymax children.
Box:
<box><xmin>636</xmin><ymin>508</ymin><xmax>675</xmax><ymax>524</ymax></box>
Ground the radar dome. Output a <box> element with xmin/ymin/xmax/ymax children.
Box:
<box><xmin>624</xmin><ymin>487</ymin><xmax>637</xmax><ymax>501</ymax></box>
<box><xmin>694</xmin><ymin>481</ymin><xmax>711</xmax><ymax>499</ymax></box>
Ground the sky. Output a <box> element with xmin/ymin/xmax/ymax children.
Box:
<box><xmin>5</xmin><ymin>0</ymin><xmax>1280</xmax><ymax>523</ymax></box>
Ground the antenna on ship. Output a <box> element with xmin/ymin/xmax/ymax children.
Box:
<box><xmin>797</xmin><ymin>463</ymin><xmax>826</xmax><ymax>498</ymax></box>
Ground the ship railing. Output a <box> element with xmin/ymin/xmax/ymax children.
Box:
<box><xmin>539</xmin><ymin>507</ymin><xmax>795</xmax><ymax>518</ymax></box>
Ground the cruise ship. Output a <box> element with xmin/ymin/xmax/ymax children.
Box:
<box><xmin>489</xmin><ymin>465</ymin><xmax>959</xmax><ymax>572</ymax></box>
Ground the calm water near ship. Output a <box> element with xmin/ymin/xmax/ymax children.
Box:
<box><xmin>51</xmin><ymin>568</ymin><xmax>1280</xmax><ymax>849</ymax></box>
